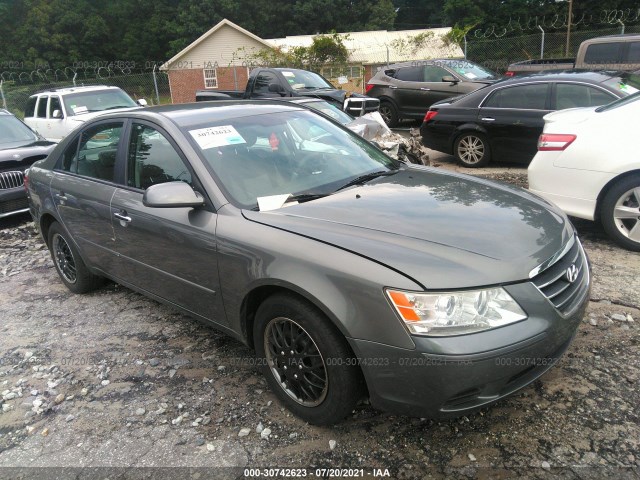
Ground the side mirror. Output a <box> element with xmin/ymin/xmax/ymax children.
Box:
<box><xmin>442</xmin><ymin>75</ymin><xmax>459</xmax><ymax>84</ymax></box>
<box><xmin>268</xmin><ymin>83</ymin><xmax>285</xmax><ymax>95</ymax></box>
<box><xmin>137</xmin><ymin>98</ymin><xmax>148</xmax><ymax>106</ymax></box>
<box><xmin>52</xmin><ymin>109</ymin><xmax>63</xmax><ymax>119</ymax></box>
<box><xmin>143</xmin><ymin>181</ymin><xmax>205</xmax><ymax>208</ymax></box>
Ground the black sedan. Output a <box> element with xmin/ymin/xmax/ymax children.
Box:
<box><xmin>420</xmin><ymin>71</ymin><xmax>635</xmax><ymax>167</ymax></box>
<box><xmin>0</xmin><ymin>109</ymin><xmax>55</xmax><ymax>218</ymax></box>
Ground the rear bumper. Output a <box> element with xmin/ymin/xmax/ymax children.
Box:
<box><xmin>420</xmin><ymin>124</ymin><xmax>453</xmax><ymax>155</ymax></box>
<box><xmin>348</xmin><ymin>280</ymin><xmax>589</xmax><ymax>418</ymax></box>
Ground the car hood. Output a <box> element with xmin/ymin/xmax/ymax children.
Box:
<box><xmin>243</xmin><ymin>167</ymin><xmax>573</xmax><ymax>289</ymax></box>
<box><xmin>0</xmin><ymin>141</ymin><xmax>56</xmax><ymax>167</ymax></box>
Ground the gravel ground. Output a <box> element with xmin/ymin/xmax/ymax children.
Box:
<box><xmin>0</xmin><ymin>163</ymin><xmax>639</xmax><ymax>480</ymax></box>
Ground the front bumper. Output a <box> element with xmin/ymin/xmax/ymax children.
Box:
<box><xmin>0</xmin><ymin>184</ymin><xmax>29</xmax><ymax>218</ymax></box>
<box><xmin>348</xmin><ymin>276</ymin><xmax>589</xmax><ymax>418</ymax></box>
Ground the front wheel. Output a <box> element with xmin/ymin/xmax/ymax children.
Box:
<box><xmin>600</xmin><ymin>175</ymin><xmax>640</xmax><ymax>251</ymax></box>
<box><xmin>454</xmin><ymin>132</ymin><xmax>491</xmax><ymax>167</ymax></box>
<box><xmin>48</xmin><ymin>222</ymin><xmax>104</xmax><ymax>293</ymax></box>
<box><xmin>254</xmin><ymin>293</ymin><xmax>364</xmax><ymax>425</ymax></box>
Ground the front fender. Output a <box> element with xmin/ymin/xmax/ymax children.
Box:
<box><xmin>215</xmin><ymin>209</ymin><xmax>418</xmax><ymax>350</ymax></box>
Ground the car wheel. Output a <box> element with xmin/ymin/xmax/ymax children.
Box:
<box><xmin>600</xmin><ymin>175</ymin><xmax>640</xmax><ymax>251</ymax></box>
<box><xmin>379</xmin><ymin>101</ymin><xmax>399</xmax><ymax>127</ymax></box>
<box><xmin>454</xmin><ymin>132</ymin><xmax>491</xmax><ymax>167</ymax></box>
<box><xmin>48</xmin><ymin>222</ymin><xmax>104</xmax><ymax>293</ymax></box>
<box><xmin>254</xmin><ymin>293</ymin><xmax>364</xmax><ymax>425</ymax></box>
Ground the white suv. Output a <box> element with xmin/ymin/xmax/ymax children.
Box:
<box><xmin>23</xmin><ymin>85</ymin><xmax>146</xmax><ymax>142</ymax></box>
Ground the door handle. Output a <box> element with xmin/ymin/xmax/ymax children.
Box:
<box><xmin>389</xmin><ymin>85</ymin><xmax>398</xmax><ymax>89</ymax></box>
<box><xmin>113</xmin><ymin>212</ymin><xmax>132</xmax><ymax>223</ymax></box>
<box><xmin>420</xmin><ymin>87</ymin><xmax>431</xmax><ymax>91</ymax></box>
<box><xmin>481</xmin><ymin>117</ymin><xmax>495</xmax><ymax>122</ymax></box>
<box><xmin>55</xmin><ymin>192</ymin><xmax>67</xmax><ymax>201</ymax></box>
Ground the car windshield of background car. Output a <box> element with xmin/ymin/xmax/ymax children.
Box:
<box><xmin>442</xmin><ymin>60</ymin><xmax>498</xmax><ymax>80</ymax></box>
<box><xmin>281</xmin><ymin>70</ymin><xmax>334</xmax><ymax>90</ymax></box>
<box><xmin>62</xmin><ymin>90</ymin><xmax>137</xmax><ymax>116</ymax></box>
<box><xmin>186</xmin><ymin>110</ymin><xmax>397</xmax><ymax>210</ymax></box>
<box><xmin>0</xmin><ymin>116</ymin><xmax>37</xmax><ymax>145</ymax></box>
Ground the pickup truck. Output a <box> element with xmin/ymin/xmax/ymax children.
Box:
<box><xmin>506</xmin><ymin>33</ymin><xmax>640</xmax><ymax>76</ymax></box>
<box><xmin>195</xmin><ymin>67</ymin><xmax>379</xmax><ymax>117</ymax></box>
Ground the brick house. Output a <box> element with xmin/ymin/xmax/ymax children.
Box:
<box><xmin>161</xmin><ymin>19</ymin><xmax>463</xmax><ymax>103</ymax></box>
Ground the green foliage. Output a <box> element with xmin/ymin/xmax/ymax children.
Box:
<box><xmin>390</xmin><ymin>32</ymin><xmax>436</xmax><ymax>56</ymax></box>
<box><xmin>237</xmin><ymin>32</ymin><xmax>349</xmax><ymax>71</ymax></box>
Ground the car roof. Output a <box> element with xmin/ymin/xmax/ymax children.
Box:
<box><xmin>96</xmin><ymin>100</ymin><xmax>309</xmax><ymax>129</ymax></box>
<box><xmin>495</xmin><ymin>70</ymin><xmax>623</xmax><ymax>85</ymax></box>
<box><xmin>380</xmin><ymin>59</ymin><xmax>467</xmax><ymax>70</ymax></box>
<box><xmin>31</xmin><ymin>85</ymin><xmax>122</xmax><ymax>95</ymax></box>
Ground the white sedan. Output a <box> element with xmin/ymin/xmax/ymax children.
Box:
<box><xmin>528</xmin><ymin>92</ymin><xmax>640</xmax><ymax>251</ymax></box>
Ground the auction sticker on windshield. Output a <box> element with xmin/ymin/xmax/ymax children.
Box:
<box><xmin>189</xmin><ymin>125</ymin><xmax>245</xmax><ymax>149</ymax></box>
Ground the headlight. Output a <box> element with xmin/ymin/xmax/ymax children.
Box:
<box><xmin>386</xmin><ymin>288</ymin><xmax>527</xmax><ymax>336</ymax></box>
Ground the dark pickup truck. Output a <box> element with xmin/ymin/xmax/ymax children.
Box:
<box><xmin>196</xmin><ymin>67</ymin><xmax>379</xmax><ymax>117</ymax></box>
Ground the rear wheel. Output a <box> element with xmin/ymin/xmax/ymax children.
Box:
<box><xmin>454</xmin><ymin>132</ymin><xmax>491</xmax><ymax>167</ymax></box>
<box><xmin>379</xmin><ymin>101</ymin><xmax>399</xmax><ymax>127</ymax></box>
<box><xmin>254</xmin><ymin>293</ymin><xmax>364</xmax><ymax>425</ymax></box>
<box><xmin>48</xmin><ymin>222</ymin><xmax>104</xmax><ymax>293</ymax></box>
<box><xmin>601</xmin><ymin>175</ymin><xmax>640</xmax><ymax>251</ymax></box>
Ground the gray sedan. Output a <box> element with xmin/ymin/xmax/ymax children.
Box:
<box><xmin>26</xmin><ymin>101</ymin><xmax>590</xmax><ymax>425</ymax></box>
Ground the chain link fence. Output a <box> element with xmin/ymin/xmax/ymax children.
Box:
<box><xmin>465</xmin><ymin>25</ymin><xmax>640</xmax><ymax>73</ymax></box>
<box><xmin>0</xmin><ymin>67</ymin><xmax>171</xmax><ymax>118</ymax></box>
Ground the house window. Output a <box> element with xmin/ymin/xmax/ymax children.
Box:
<box><xmin>203</xmin><ymin>68</ymin><xmax>217</xmax><ymax>89</ymax></box>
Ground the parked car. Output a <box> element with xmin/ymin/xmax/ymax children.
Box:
<box><xmin>195</xmin><ymin>67</ymin><xmax>379</xmax><ymax>117</ymax></box>
<box><xmin>420</xmin><ymin>71</ymin><xmax>637</xmax><ymax>167</ymax></box>
<box><xmin>0</xmin><ymin>109</ymin><xmax>55</xmax><ymax>218</ymax></box>
<box><xmin>507</xmin><ymin>33</ymin><xmax>640</xmax><ymax>76</ymax></box>
<box><xmin>529</xmin><ymin>92</ymin><xmax>640</xmax><ymax>251</ymax></box>
<box><xmin>24</xmin><ymin>85</ymin><xmax>146</xmax><ymax>142</ymax></box>
<box><xmin>27</xmin><ymin>101</ymin><xmax>590</xmax><ymax>424</ymax></box>
<box><xmin>365</xmin><ymin>59</ymin><xmax>499</xmax><ymax>127</ymax></box>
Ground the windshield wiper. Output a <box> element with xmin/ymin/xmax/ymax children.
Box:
<box><xmin>103</xmin><ymin>105</ymin><xmax>134</xmax><ymax>110</ymax></box>
<box><xmin>287</xmin><ymin>192</ymin><xmax>330</xmax><ymax>203</ymax></box>
<box><xmin>336</xmin><ymin>170</ymin><xmax>398</xmax><ymax>191</ymax></box>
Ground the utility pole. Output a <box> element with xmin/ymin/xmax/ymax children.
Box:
<box><xmin>565</xmin><ymin>0</ymin><xmax>573</xmax><ymax>56</ymax></box>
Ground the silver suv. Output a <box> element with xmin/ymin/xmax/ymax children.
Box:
<box><xmin>23</xmin><ymin>85</ymin><xmax>146</xmax><ymax>142</ymax></box>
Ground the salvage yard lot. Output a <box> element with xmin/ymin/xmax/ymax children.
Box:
<box><xmin>0</xmin><ymin>164</ymin><xmax>639</xmax><ymax>479</ymax></box>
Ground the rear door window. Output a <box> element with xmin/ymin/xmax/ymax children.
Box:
<box><xmin>36</xmin><ymin>96</ymin><xmax>48</xmax><ymax>118</ymax></box>
<box><xmin>394</xmin><ymin>67</ymin><xmax>424</xmax><ymax>82</ymax></box>
<box><xmin>59</xmin><ymin>122</ymin><xmax>123</xmax><ymax>181</ymax></box>
<box><xmin>555</xmin><ymin>83</ymin><xmax>617</xmax><ymax>109</ymax></box>
<box><xmin>484</xmin><ymin>84</ymin><xmax>549</xmax><ymax>109</ymax></box>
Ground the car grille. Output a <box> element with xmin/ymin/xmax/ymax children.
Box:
<box><xmin>0</xmin><ymin>171</ymin><xmax>24</xmax><ymax>189</ymax></box>
<box><xmin>531</xmin><ymin>238</ymin><xmax>589</xmax><ymax>316</ymax></box>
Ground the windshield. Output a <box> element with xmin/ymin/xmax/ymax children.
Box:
<box><xmin>186</xmin><ymin>110</ymin><xmax>397</xmax><ymax>210</ymax></box>
<box><xmin>302</xmin><ymin>100</ymin><xmax>353</xmax><ymax>124</ymax></box>
<box><xmin>596</xmin><ymin>90</ymin><xmax>640</xmax><ymax>112</ymax></box>
<box><xmin>278</xmin><ymin>70</ymin><xmax>334</xmax><ymax>90</ymax></box>
<box><xmin>0</xmin><ymin>115</ymin><xmax>38</xmax><ymax>147</ymax></box>
<box><xmin>439</xmin><ymin>60</ymin><xmax>498</xmax><ymax>80</ymax></box>
<box><xmin>63</xmin><ymin>89</ymin><xmax>137</xmax><ymax>116</ymax></box>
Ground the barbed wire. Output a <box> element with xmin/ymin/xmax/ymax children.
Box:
<box><xmin>0</xmin><ymin>66</ymin><xmax>151</xmax><ymax>85</ymax></box>
<box><xmin>472</xmin><ymin>8</ymin><xmax>640</xmax><ymax>39</ymax></box>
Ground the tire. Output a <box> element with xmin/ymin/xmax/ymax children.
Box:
<box><xmin>48</xmin><ymin>222</ymin><xmax>104</xmax><ymax>293</ymax></box>
<box><xmin>600</xmin><ymin>175</ymin><xmax>640</xmax><ymax>251</ymax></box>
<box><xmin>254</xmin><ymin>293</ymin><xmax>364</xmax><ymax>425</ymax></box>
<box><xmin>454</xmin><ymin>132</ymin><xmax>491</xmax><ymax>167</ymax></box>
<box><xmin>379</xmin><ymin>101</ymin><xmax>399</xmax><ymax>128</ymax></box>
